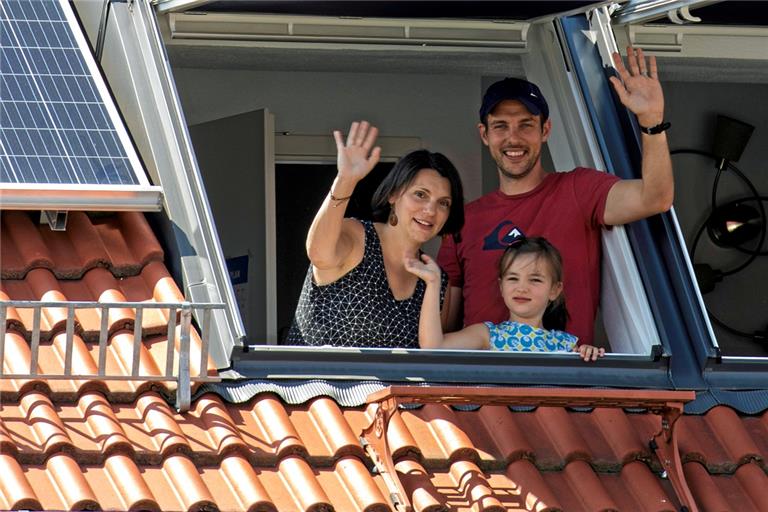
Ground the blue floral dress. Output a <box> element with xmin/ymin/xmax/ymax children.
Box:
<box><xmin>483</xmin><ymin>321</ymin><xmax>578</xmax><ymax>352</ymax></box>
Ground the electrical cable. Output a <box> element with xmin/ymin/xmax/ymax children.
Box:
<box><xmin>671</xmin><ymin>148</ymin><xmax>767</xmax><ymax>341</ymax></box>
<box><xmin>690</xmin><ymin>211</ymin><xmax>764</xmax><ymax>341</ymax></box>
<box><xmin>671</xmin><ymin>149</ymin><xmax>767</xmax><ymax>271</ymax></box>
<box><xmin>711</xmin><ymin>166</ymin><xmax>722</xmax><ymax>213</ymax></box>
<box><xmin>715</xmin><ymin>161</ymin><xmax>765</xmax><ymax>274</ymax></box>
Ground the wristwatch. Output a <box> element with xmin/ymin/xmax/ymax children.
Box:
<box><xmin>639</xmin><ymin>121</ymin><xmax>671</xmax><ymax>135</ymax></box>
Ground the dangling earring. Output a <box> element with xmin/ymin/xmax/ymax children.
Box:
<box><xmin>388</xmin><ymin>209</ymin><xmax>398</xmax><ymax>226</ymax></box>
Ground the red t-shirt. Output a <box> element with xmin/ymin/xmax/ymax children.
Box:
<box><xmin>437</xmin><ymin>168</ymin><xmax>619</xmax><ymax>345</ymax></box>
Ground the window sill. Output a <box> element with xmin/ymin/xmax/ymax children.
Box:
<box><xmin>232</xmin><ymin>345</ymin><xmax>672</xmax><ymax>389</ymax></box>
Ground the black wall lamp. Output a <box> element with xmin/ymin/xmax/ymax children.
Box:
<box><xmin>672</xmin><ymin>114</ymin><xmax>767</xmax><ymax>344</ymax></box>
<box><xmin>708</xmin><ymin>201</ymin><xmax>762</xmax><ymax>249</ymax></box>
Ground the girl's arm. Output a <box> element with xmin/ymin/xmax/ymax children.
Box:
<box><xmin>405</xmin><ymin>254</ymin><xmax>490</xmax><ymax>350</ymax></box>
<box><xmin>306</xmin><ymin>121</ymin><xmax>381</xmax><ymax>274</ymax></box>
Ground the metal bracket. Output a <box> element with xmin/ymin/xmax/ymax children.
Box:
<box><xmin>361</xmin><ymin>386</ymin><xmax>698</xmax><ymax>512</ymax></box>
<box><xmin>667</xmin><ymin>6</ymin><xmax>702</xmax><ymax>24</ymax></box>
<box><xmin>360</xmin><ymin>396</ymin><xmax>410</xmax><ymax>512</ymax></box>
<box><xmin>651</xmin><ymin>401</ymin><xmax>699</xmax><ymax>511</ymax></box>
<box><xmin>611</xmin><ymin>0</ymin><xmax>709</xmax><ymax>26</ymax></box>
<box><xmin>40</xmin><ymin>210</ymin><xmax>68</xmax><ymax>231</ymax></box>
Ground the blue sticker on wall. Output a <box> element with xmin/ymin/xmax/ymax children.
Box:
<box><xmin>226</xmin><ymin>255</ymin><xmax>249</xmax><ymax>285</ymax></box>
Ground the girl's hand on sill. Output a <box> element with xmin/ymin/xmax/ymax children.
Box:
<box><xmin>575</xmin><ymin>344</ymin><xmax>606</xmax><ymax>362</ymax></box>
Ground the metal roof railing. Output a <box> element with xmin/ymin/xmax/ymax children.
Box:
<box><xmin>0</xmin><ymin>300</ymin><xmax>224</xmax><ymax>412</ymax></box>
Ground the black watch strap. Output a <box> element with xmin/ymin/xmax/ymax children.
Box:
<box><xmin>639</xmin><ymin>121</ymin><xmax>671</xmax><ymax>135</ymax></box>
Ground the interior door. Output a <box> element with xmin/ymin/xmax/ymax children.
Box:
<box><xmin>190</xmin><ymin>109</ymin><xmax>277</xmax><ymax>344</ymax></box>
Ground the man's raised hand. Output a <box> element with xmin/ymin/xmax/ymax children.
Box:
<box><xmin>609</xmin><ymin>46</ymin><xmax>664</xmax><ymax>129</ymax></box>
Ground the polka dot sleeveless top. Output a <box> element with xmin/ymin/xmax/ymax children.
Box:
<box><xmin>287</xmin><ymin>220</ymin><xmax>446</xmax><ymax>348</ymax></box>
<box><xmin>484</xmin><ymin>320</ymin><xmax>578</xmax><ymax>352</ymax></box>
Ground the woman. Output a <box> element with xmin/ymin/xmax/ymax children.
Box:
<box><xmin>286</xmin><ymin>121</ymin><xmax>464</xmax><ymax>348</ymax></box>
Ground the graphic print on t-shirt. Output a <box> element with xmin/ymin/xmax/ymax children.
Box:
<box><xmin>482</xmin><ymin>220</ymin><xmax>526</xmax><ymax>250</ymax></box>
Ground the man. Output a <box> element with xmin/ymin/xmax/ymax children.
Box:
<box><xmin>437</xmin><ymin>47</ymin><xmax>674</xmax><ymax>345</ymax></box>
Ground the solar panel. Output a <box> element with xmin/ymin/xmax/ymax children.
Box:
<box><xmin>0</xmin><ymin>0</ymin><xmax>161</xmax><ymax>210</ymax></box>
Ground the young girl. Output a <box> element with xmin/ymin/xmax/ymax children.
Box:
<box><xmin>405</xmin><ymin>237</ymin><xmax>605</xmax><ymax>361</ymax></box>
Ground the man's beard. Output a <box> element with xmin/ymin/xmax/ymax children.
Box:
<box><xmin>494</xmin><ymin>148</ymin><xmax>540</xmax><ymax>181</ymax></box>
<box><xmin>499</xmin><ymin>164</ymin><xmax>535</xmax><ymax>181</ymax></box>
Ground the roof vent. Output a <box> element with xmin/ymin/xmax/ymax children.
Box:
<box><xmin>168</xmin><ymin>13</ymin><xmax>529</xmax><ymax>50</ymax></box>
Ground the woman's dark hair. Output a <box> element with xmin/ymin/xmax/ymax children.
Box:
<box><xmin>371</xmin><ymin>149</ymin><xmax>464</xmax><ymax>238</ymax></box>
<box><xmin>498</xmin><ymin>237</ymin><xmax>569</xmax><ymax>331</ymax></box>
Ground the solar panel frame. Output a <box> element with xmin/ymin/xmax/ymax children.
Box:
<box><xmin>0</xmin><ymin>0</ymin><xmax>162</xmax><ymax>211</ymax></box>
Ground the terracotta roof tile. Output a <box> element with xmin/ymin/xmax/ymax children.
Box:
<box><xmin>138</xmin><ymin>392</ymin><xmax>193</xmax><ymax>457</ymax></box>
<box><xmin>475</xmin><ymin>404</ymin><xmax>534</xmax><ymax>463</ymax></box>
<box><xmin>565</xmin><ymin>459</ymin><xmax>620</xmax><ymax>509</ymax></box>
<box><xmin>279</xmin><ymin>454</ymin><xmax>334</xmax><ymax>510</ymax></box>
<box><xmin>308</xmin><ymin>397</ymin><xmax>366</xmax><ymax>459</ymax></box>
<box><xmin>214</xmin><ymin>453</ymin><xmax>276</xmax><ymax>511</ymax></box>
<box><xmin>590</xmin><ymin>407</ymin><xmax>650</xmax><ymax>464</ymax></box>
<box><xmin>704</xmin><ymin>406</ymin><xmax>762</xmax><ymax>464</ymax></box>
<box><xmin>0</xmin><ymin>453</ymin><xmax>41</xmax><ymax>511</ymax></box>
<box><xmin>3</xmin><ymin>388</ymin><xmax>768</xmax><ymax>510</ymax></box>
<box><xmin>4</xmin><ymin>211</ymin><xmax>768</xmax><ymax>511</ymax></box>
<box><xmin>104</xmin><ymin>453</ymin><xmax>161</xmax><ymax>511</ymax></box>
<box><xmin>536</xmin><ymin>406</ymin><xmax>593</xmax><ymax>465</ymax></box>
<box><xmin>333</xmin><ymin>455</ymin><xmax>390</xmax><ymax>511</ymax></box>
<box><xmin>0</xmin><ymin>331</ymin><xmax>41</xmax><ymax>393</ymax></box>
<box><xmin>416</xmin><ymin>403</ymin><xmax>478</xmax><ymax>463</ymax></box>
<box><xmin>252</xmin><ymin>394</ymin><xmax>308</xmax><ymax>459</ymax></box>
<box><xmin>373</xmin><ymin>403</ymin><xmax>420</xmax><ymax>460</ymax></box>
<box><xmin>396</xmin><ymin>458</ymin><xmax>447</xmax><ymax>512</ymax></box>
<box><xmin>0</xmin><ymin>211</ymin><xmax>163</xmax><ymax>279</ymax></box>
<box><xmin>192</xmin><ymin>394</ymin><xmax>249</xmax><ymax>456</ymax></box>
<box><xmin>2</xmin><ymin>265</ymin><xmax>180</xmax><ymax>339</ymax></box>
<box><xmin>163</xmin><ymin>453</ymin><xmax>218</xmax><ymax>511</ymax></box>
<box><xmin>447</xmin><ymin>459</ymin><xmax>504</xmax><ymax>511</ymax></box>
<box><xmin>21</xmin><ymin>391</ymin><xmax>72</xmax><ymax>455</ymax></box>
<box><xmin>2</xmin><ymin>239</ymin><xmax>215</xmax><ymax>400</ymax></box>
<box><xmin>599</xmin><ymin>461</ymin><xmax>676</xmax><ymax>511</ymax></box>
<box><xmin>49</xmin><ymin>452</ymin><xmax>101</xmax><ymax>510</ymax></box>
<box><xmin>683</xmin><ymin>461</ymin><xmax>733</xmax><ymax>510</ymax></box>
<box><xmin>733</xmin><ymin>460</ymin><xmax>768</xmax><ymax>507</ymax></box>
<box><xmin>508</xmin><ymin>458</ymin><xmax>564</xmax><ymax>510</ymax></box>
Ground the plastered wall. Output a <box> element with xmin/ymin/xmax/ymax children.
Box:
<box><xmin>171</xmin><ymin>68</ymin><xmax>485</xmax><ymax>201</ymax></box>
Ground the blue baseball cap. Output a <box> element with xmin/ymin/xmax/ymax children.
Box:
<box><xmin>479</xmin><ymin>77</ymin><xmax>549</xmax><ymax>122</ymax></box>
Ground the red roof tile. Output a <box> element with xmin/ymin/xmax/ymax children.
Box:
<box><xmin>3</xmin><ymin>211</ymin><xmax>768</xmax><ymax>511</ymax></box>
<box><xmin>1</xmin><ymin>212</ymin><xmax>215</xmax><ymax>401</ymax></box>
<box><xmin>1</xmin><ymin>211</ymin><xmax>163</xmax><ymax>280</ymax></box>
<box><xmin>2</xmin><ymin>390</ymin><xmax>768</xmax><ymax>510</ymax></box>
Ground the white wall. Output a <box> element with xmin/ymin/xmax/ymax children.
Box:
<box><xmin>171</xmin><ymin>68</ymin><xmax>485</xmax><ymax>201</ymax></box>
<box><xmin>665</xmin><ymin>81</ymin><xmax>768</xmax><ymax>356</ymax></box>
